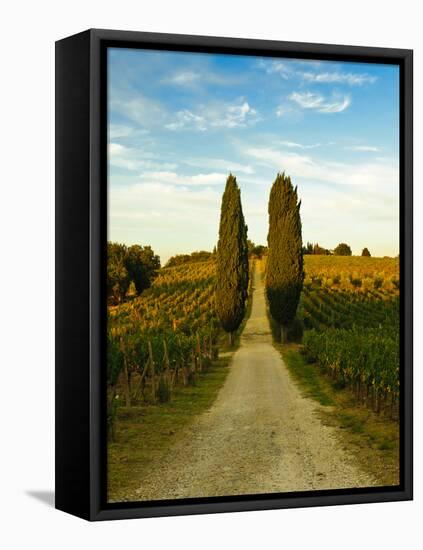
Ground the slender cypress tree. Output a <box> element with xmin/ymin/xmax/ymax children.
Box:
<box><xmin>216</xmin><ymin>174</ymin><xmax>249</xmax><ymax>345</ymax></box>
<box><xmin>266</xmin><ymin>172</ymin><xmax>304</xmax><ymax>342</ymax></box>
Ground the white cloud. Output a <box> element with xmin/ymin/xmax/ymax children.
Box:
<box><xmin>165</xmin><ymin>110</ymin><xmax>207</xmax><ymax>131</ymax></box>
<box><xmin>300</xmin><ymin>71</ymin><xmax>377</xmax><ymax>85</ymax></box>
<box><xmin>256</xmin><ymin>60</ymin><xmax>377</xmax><ymax>86</ymax></box>
<box><xmin>289</xmin><ymin>91</ymin><xmax>351</xmax><ymax>113</ymax></box>
<box><xmin>112</xmin><ymin>92</ymin><xmax>259</xmax><ymax>132</ymax></box>
<box><xmin>347</xmin><ymin>145</ymin><xmax>381</xmax><ymax>152</ymax></box>
<box><xmin>109</xmin><ymin>143</ymin><xmax>177</xmax><ymax>172</ymax></box>
<box><xmin>215</xmin><ymin>102</ymin><xmax>258</xmax><ymax>128</ymax></box>
<box><xmin>244</xmin><ymin>146</ymin><xmax>398</xmax><ymax>189</ymax></box>
<box><xmin>280</xmin><ymin>140</ymin><xmax>322</xmax><ymax>150</ymax></box>
<box><xmin>108</xmin><ymin>124</ymin><xmax>136</xmax><ymax>139</ymax></box>
<box><xmin>166</xmin><ymin>100</ymin><xmax>259</xmax><ymax>131</ymax></box>
<box><xmin>276</xmin><ymin>105</ymin><xmax>289</xmax><ymax>118</ymax></box>
<box><xmin>164</xmin><ymin>69</ymin><xmax>237</xmax><ymax>87</ymax></box>
<box><xmin>139</xmin><ymin>171</ymin><xmax>227</xmax><ymax>186</ymax></box>
<box><xmin>166</xmin><ymin>71</ymin><xmax>201</xmax><ymax>85</ymax></box>
<box><xmin>111</xmin><ymin>96</ymin><xmax>167</xmax><ymax>127</ymax></box>
<box><xmin>183</xmin><ymin>157</ymin><xmax>254</xmax><ymax>175</ymax></box>
<box><xmin>257</xmin><ymin>60</ymin><xmax>292</xmax><ymax>79</ymax></box>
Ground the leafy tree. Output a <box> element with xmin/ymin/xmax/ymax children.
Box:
<box><xmin>303</xmin><ymin>242</ymin><xmax>331</xmax><ymax>255</ymax></box>
<box><xmin>251</xmin><ymin>244</ymin><xmax>267</xmax><ymax>258</ymax></box>
<box><xmin>334</xmin><ymin>242</ymin><xmax>352</xmax><ymax>256</ymax></box>
<box><xmin>108</xmin><ymin>242</ymin><xmax>130</xmax><ymax>303</ymax></box>
<box><xmin>107</xmin><ymin>242</ymin><xmax>160</xmax><ymax>303</ymax></box>
<box><xmin>215</xmin><ymin>174</ymin><xmax>249</xmax><ymax>345</ymax></box>
<box><xmin>126</xmin><ymin>245</ymin><xmax>160</xmax><ymax>294</ymax></box>
<box><xmin>266</xmin><ymin>172</ymin><xmax>304</xmax><ymax>342</ymax></box>
<box><xmin>313</xmin><ymin>243</ymin><xmax>330</xmax><ymax>255</ymax></box>
<box><xmin>303</xmin><ymin>242</ymin><xmax>314</xmax><ymax>255</ymax></box>
<box><xmin>362</xmin><ymin>247</ymin><xmax>371</xmax><ymax>257</ymax></box>
<box><xmin>247</xmin><ymin>239</ymin><xmax>256</xmax><ymax>256</ymax></box>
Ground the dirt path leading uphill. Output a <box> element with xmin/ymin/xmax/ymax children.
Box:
<box><xmin>125</xmin><ymin>265</ymin><xmax>376</xmax><ymax>502</ymax></box>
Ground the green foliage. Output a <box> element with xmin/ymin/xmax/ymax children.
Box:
<box><xmin>286</xmin><ymin>318</ymin><xmax>304</xmax><ymax>342</ymax></box>
<box><xmin>126</xmin><ymin>245</ymin><xmax>160</xmax><ymax>294</ymax></box>
<box><xmin>334</xmin><ymin>242</ymin><xmax>352</xmax><ymax>256</ymax></box>
<box><xmin>108</xmin><ymin>243</ymin><xmax>131</xmax><ymax>303</ymax></box>
<box><xmin>108</xmin><ymin>242</ymin><xmax>160</xmax><ymax>303</ymax></box>
<box><xmin>303</xmin><ymin>325</ymin><xmax>399</xmax><ymax>403</ymax></box>
<box><xmin>362</xmin><ymin>247</ymin><xmax>371</xmax><ymax>257</ymax></box>
<box><xmin>165</xmin><ymin>250</ymin><xmax>213</xmax><ymax>268</ymax></box>
<box><xmin>109</xmin><ymin>260</ymin><xmax>220</xmax><ymax>380</ymax></box>
<box><xmin>298</xmin><ymin>259</ymin><xmax>400</xmax><ymax>413</ymax></box>
<box><xmin>247</xmin><ymin>239</ymin><xmax>255</xmax><ymax>256</ymax></box>
<box><xmin>107</xmin><ymin>334</ymin><xmax>124</xmax><ymax>386</ymax></box>
<box><xmin>266</xmin><ymin>172</ymin><xmax>304</xmax><ymax>332</ymax></box>
<box><xmin>215</xmin><ymin>174</ymin><xmax>249</xmax><ymax>335</ymax></box>
<box><xmin>251</xmin><ymin>244</ymin><xmax>267</xmax><ymax>258</ymax></box>
<box><xmin>303</xmin><ymin>242</ymin><xmax>331</xmax><ymax>255</ymax></box>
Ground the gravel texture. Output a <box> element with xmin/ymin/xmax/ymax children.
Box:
<box><xmin>127</xmin><ymin>267</ymin><xmax>377</xmax><ymax>502</ymax></box>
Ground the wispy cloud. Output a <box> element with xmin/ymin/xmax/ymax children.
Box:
<box><xmin>289</xmin><ymin>91</ymin><xmax>351</xmax><ymax>113</ymax></box>
<box><xmin>112</xmin><ymin>96</ymin><xmax>167</xmax><ymax>127</ymax></box>
<box><xmin>109</xmin><ymin>143</ymin><xmax>177</xmax><ymax>172</ymax></box>
<box><xmin>163</xmin><ymin>69</ymin><xmax>238</xmax><ymax>87</ymax></box>
<box><xmin>300</xmin><ymin>71</ymin><xmax>377</xmax><ymax>85</ymax></box>
<box><xmin>139</xmin><ymin>170</ymin><xmax>227</xmax><ymax>186</ymax></box>
<box><xmin>108</xmin><ymin>124</ymin><xmax>137</xmax><ymax>139</ymax></box>
<box><xmin>275</xmin><ymin>105</ymin><xmax>289</xmax><ymax>118</ymax></box>
<box><xmin>244</xmin><ymin>146</ymin><xmax>398</xmax><ymax>189</ymax></box>
<box><xmin>183</xmin><ymin>157</ymin><xmax>254</xmax><ymax>175</ymax></box>
<box><xmin>256</xmin><ymin>60</ymin><xmax>377</xmax><ymax>86</ymax></box>
<box><xmin>256</xmin><ymin>59</ymin><xmax>292</xmax><ymax>79</ymax></box>
<box><xmin>113</xmin><ymin>95</ymin><xmax>259</xmax><ymax>132</ymax></box>
<box><xmin>165</xmin><ymin>110</ymin><xmax>208</xmax><ymax>132</ymax></box>
<box><xmin>165</xmin><ymin>71</ymin><xmax>201</xmax><ymax>85</ymax></box>
<box><xmin>280</xmin><ymin>140</ymin><xmax>323</xmax><ymax>150</ymax></box>
<box><xmin>347</xmin><ymin>145</ymin><xmax>381</xmax><ymax>152</ymax></box>
<box><xmin>166</xmin><ymin>100</ymin><xmax>260</xmax><ymax>131</ymax></box>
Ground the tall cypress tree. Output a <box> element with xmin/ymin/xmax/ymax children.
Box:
<box><xmin>216</xmin><ymin>174</ymin><xmax>249</xmax><ymax>345</ymax></box>
<box><xmin>266</xmin><ymin>172</ymin><xmax>304</xmax><ymax>342</ymax></box>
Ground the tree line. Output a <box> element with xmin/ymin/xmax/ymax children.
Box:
<box><xmin>303</xmin><ymin>242</ymin><xmax>372</xmax><ymax>257</ymax></box>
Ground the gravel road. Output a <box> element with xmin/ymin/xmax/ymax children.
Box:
<box><xmin>129</xmin><ymin>266</ymin><xmax>376</xmax><ymax>501</ymax></box>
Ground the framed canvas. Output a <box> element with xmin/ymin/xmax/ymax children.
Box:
<box><xmin>55</xmin><ymin>29</ymin><xmax>413</xmax><ymax>521</ymax></box>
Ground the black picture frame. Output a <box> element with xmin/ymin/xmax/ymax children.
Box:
<box><xmin>55</xmin><ymin>28</ymin><xmax>413</xmax><ymax>521</ymax></box>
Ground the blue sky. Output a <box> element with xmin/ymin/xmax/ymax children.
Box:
<box><xmin>108</xmin><ymin>47</ymin><xmax>399</xmax><ymax>263</ymax></box>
